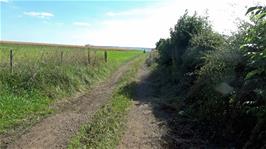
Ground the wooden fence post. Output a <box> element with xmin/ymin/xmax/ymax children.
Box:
<box><xmin>10</xmin><ymin>49</ymin><xmax>13</xmax><ymax>74</ymax></box>
<box><xmin>93</xmin><ymin>50</ymin><xmax>97</xmax><ymax>66</ymax></box>
<box><xmin>87</xmin><ymin>50</ymin><xmax>91</xmax><ymax>65</ymax></box>
<box><xmin>104</xmin><ymin>50</ymin><xmax>107</xmax><ymax>63</ymax></box>
<box><xmin>60</xmin><ymin>51</ymin><xmax>64</xmax><ymax>64</ymax></box>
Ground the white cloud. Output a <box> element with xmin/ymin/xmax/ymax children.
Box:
<box><xmin>102</xmin><ymin>0</ymin><xmax>264</xmax><ymax>47</ymax></box>
<box><xmin>73</xmin><ymin>22</ymin><xmax>91</xmax><ymax>28</ymax></box>
<box><xmin>0</xmin><ymin>0</ymin><xmax>8</xmax><ymax>3</ymax></box>
<box><xmin>23</xmin><ymin>11</ymin><xmax>54</xmax><ymax>18</ymax></box>
<box><xmin>66</xmin><ymin>0</ymin><xmax>266</xmax><ymax>47</ymax></box>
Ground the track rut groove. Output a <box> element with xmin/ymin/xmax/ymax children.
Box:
<box><xmin>3</xmin><ymin>59</ymin><xmax>136</xmax><ymax>149</ymax></box>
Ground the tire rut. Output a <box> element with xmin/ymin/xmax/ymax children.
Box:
<box><xmin>3</xmin><ymin>59</ymin><xmax>137</xmax><ymax>149</ymax></box>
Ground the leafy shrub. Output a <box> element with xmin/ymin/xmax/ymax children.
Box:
<box><xmin>154</xmin><ymin>6</ymin><xmax>266</xmax><ymax>147</ymax></box>
<box><xmin>182</xmin><ymin>30</ymin><xmax>225</xmax><ymax>74</ymax></box>
<box><xmin>240</xmin><ymin>6</ymin><xmax>266</xmax><ymax>148</ymax></box>
<box><xmin>185</xmin><ymin>48</ymin><xmax>244</xmax><ymax>142</ymax></box>
<box><xmin>156</xmin><ymin>38</ymin><xmax>173</xmax><ymax>66</ymax></box>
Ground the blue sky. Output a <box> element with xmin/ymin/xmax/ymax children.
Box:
<box><xmin>0</xmin><ymin>0</ymin><xmax>265</xmax><ymax>47</ymax></box>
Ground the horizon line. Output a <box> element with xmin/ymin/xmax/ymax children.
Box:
<box><xmin>0</xmin><ymin>40</ymin><xmax>153</xmax><ymax>50</ymax></box>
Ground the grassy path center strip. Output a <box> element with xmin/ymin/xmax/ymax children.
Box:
<box><xmin>68</xmin><ymin>55</ymin><xmax>146</xmax><ymax>149</ymax></box>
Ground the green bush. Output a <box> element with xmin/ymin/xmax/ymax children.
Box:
<box><xmin>186</xmin><ymin>48</ymin><xmax>244</xmax><ymax>133</ymax></box>
<box><xmin>182</xmin><ymin>30</ymin><xmax>225</xmax><ymax>73</ymax></box>
<box><xmin>156</xmin><ymin>38</ymin><xmax>173</xmax><ymax>66</ymax></box>
<box><xmin>154</xmin><ymin>6</ymin><xmax>266</xmax><ymax>147</ymax></box>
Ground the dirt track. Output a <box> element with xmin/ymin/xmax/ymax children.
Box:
<box><xmin>118</xmin><ymin>63</ymin><xmax>208</xmax><ymax>149</ymax></box>
<box><xmin>3</xmin><ymin>60</ymin><xmax>136</xmax><ymax>149</ymax></box>
<box><xmin>118</xmin><ymin>65</ymin><xmax>168</xmax><ymax>149</ymax></box>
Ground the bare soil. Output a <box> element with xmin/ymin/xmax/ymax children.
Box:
<box><xmin>1</xmin><ymin>60</ymin><xmax>135</xmax><ymax>149</ymax></box>
<box><xmin>118</xmin><ymin>63</ymin><xmax>207</xmax><ymax>149</ymax></box>
<box><xmin>118</xmin><ymin>65</ymin><xmax>169</xmax><ymax>149</ymax></box>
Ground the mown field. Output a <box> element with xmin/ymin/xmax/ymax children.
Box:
<box><xmin>0</xmin><ymin>43</ymin><xmax>142</xmax><ymax>134</ymax></box>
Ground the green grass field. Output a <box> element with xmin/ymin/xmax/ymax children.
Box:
<box><xmin>0</xmin><ymin>43</ymin><xmax>142</xmax><ymax>134</ymax></box>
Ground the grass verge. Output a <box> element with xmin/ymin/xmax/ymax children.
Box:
<box><xmin>68</xmin><ymin>54</ymin><xmax>146</xmax><ymax>149</ymax></box>
<box><xmin>0</xmin><ymin>45</ymin><xmax>142</xmax><ymax>134</ymax></box>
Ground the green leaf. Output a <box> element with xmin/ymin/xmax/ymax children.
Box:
<box><xmin>245</xmin><ymin>69</ymin><xmax>264</xmax><ymax>79</ymax></box>
<box><xmin>258</xmin><ymin>12</ymin><xmax>266</xmax><ymax>19</ymax></box>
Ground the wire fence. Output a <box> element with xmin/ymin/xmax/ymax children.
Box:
<box><xmin>0</xmin><ymin>47</ymin><xmax>108</xmax><ymax>74</ymax></box>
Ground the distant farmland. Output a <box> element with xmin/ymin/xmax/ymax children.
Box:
<box><xmin>0</xmin><ymin>40</ymin><xmax>149</xmax><ymax>51</ymax></box>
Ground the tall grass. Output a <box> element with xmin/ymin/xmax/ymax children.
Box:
<box><xmin>0</xmin><ymin>43</ymin><xmax>142</xmax><ymax>133</ymax></box>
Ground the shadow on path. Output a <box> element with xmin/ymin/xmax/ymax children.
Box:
<box><xmin>121</xmin><ymin>63</ymin><xmax>208</xmax><ymax>148</ymax></box>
